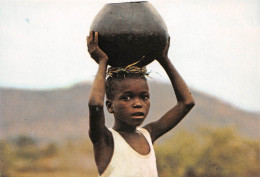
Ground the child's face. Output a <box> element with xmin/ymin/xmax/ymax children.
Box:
<box><xmin>108</xmin><ymin>78</ymin><xmax>150</xmax><ymax>128</ymax></box>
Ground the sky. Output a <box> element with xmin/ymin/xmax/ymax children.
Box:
<box><xmin>0</xmin><ymin>0</ymin><xmax>259</xmax><ymax>112</ymax></box>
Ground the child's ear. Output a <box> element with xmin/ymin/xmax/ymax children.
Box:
<box><xmin>106</xmin><ymin>100</ymin><xmax>114</xmax><ymax>113</ymax></box>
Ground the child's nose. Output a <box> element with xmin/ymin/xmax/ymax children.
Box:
<box><xmin>133</xmin><ymin>98</ymin><xmax>142</xmax><ymax>108</ymax></box>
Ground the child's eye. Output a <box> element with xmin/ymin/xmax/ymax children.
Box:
<box><xmin>142</xmin><ymin>95</ymin><xmax>150</xmax><ymax>100</ymax></box>
<box><xmin>121</xmin><ymin>96</ymin><xmax>132</xmax><ymax>101</ymax></box>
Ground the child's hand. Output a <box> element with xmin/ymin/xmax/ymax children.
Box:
<box><xmin>87</xmin><ymin>31</ymin><xmax>108</xmax><ymax>63</ymax></box>
<box><xmin>156</xmin><ymin>36</ymin><xmax>170</xmax><ymax>62</ymax></box>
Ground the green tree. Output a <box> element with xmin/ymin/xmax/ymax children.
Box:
<box><xmin>41</xmin><ymin>142</ymin><xmax>58</xmax><ymax>158</ymax></box>
<box><xmin>195</xmin><ymin>128</ymin><xmax>260</xmax><ymax>177</ymax></box>
<box><xmin>14</xmin><ymin>136</ymin><xmax>40</xmax><ymax>161</ymax></box>
<box><xmin>156</xmin><ymin>130</ymin><xmax>200</xmax><ymax>177</ymax></box>
<box><xmin>156</xmin><ymin>128</ymin><xmax>260</xmax><ymax>177</ymax></box>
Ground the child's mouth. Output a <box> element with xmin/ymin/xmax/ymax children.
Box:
<box><xmin>131</xmin><ymin>112</ymin><xmax>145</xmax><ymax>118</ymax></box>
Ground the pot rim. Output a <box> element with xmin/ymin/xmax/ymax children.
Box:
<box><xmin>107</xmin><ymin>1</ymin><xmax>148</xmax><ymax>5</ymax></box>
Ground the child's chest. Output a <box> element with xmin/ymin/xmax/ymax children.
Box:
<box><xmin>118</xmin><ymin>132</ymin><xmax>150</xmax><ymax>155</ymax></box>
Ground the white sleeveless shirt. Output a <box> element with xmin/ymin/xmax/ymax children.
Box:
<box><xmin>99</xmin><ymin>127</ymin><xmax>158</xmax><ymax>177</ymax></box>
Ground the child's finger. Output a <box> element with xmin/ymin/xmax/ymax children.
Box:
<box><xmin>88</xmin><ymin>31</ymin><xmax>94</xmax><ymax>42</ymax></box>
<box><xmin>94</xmin><ymin>32</ymin><xmax>99</xmax><ymax>45</ymax></box>
<box><xmin>90</xmin><ymin>30</ymin><xmax>94</xmax><ymax>38</ymax></box>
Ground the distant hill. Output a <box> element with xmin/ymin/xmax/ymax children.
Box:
<box><xmin>0</xmin><ymin>81</ymin><xmax>259</xmax><ymax>142</ymax></box>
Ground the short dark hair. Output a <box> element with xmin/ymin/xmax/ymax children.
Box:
<box><xmin>105</xmin><ymin>66</ymin><xmax>148</xmax><ymax>100</ymax></box>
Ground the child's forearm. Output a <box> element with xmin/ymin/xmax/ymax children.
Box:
<box><xmin>88</xmin><ymin>59</ymin><xmax>108</xmax><ymax>108</ymax></box>
<box><xmin>144</xmin><ymin>39</ymin><xmax>195</xmax><ymax>142</ymax></box>
<box><xmin>158</xmin><ymin>57</ymin><xmax>195</xmax><ymax>107</ymax></box>
<box><xmin>87</xmin><ymin>31</ymin><xmax>109</xmax><ymax>143</ymax></box>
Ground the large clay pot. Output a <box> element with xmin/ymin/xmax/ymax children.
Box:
<box><xmin>90</xmin><ymin>1</ymin><xmax>169</xmax><ymax>67</ymax></box>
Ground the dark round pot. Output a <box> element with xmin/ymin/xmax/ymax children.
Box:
<box><xmin>90</xmin><ymin>1</ymin><xmax>169</xmax><ymax>67</ymax></box>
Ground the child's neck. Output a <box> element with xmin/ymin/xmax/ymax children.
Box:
<box><xmin>113</xmin><ymin>122</ymin><xmax>137</xmax><ymax>133</ymax></box>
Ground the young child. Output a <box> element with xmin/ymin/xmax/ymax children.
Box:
<box><xmin>87</xmin><ymin>31</ymin><xmax>195</xmax><ymax>177</ymax></box>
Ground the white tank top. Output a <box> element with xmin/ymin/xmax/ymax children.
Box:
<box><xmin>99</xmin><ymin>127</ymin><xmax>158</xmax><ymax>177</ymax></box>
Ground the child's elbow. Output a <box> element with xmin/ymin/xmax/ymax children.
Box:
<box><xmin>88</xmin><ymin>99</ymin><xmax>104</xmax><ymax>109</ymax></box>
<box><xmin>184</xmin><ymin>99</ymin><xmax>195</xmax><ymax>109</ymax></box>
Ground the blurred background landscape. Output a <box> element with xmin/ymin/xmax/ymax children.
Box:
<box><xmin>0</xmin><ymin>82</ymin><xmax>259</xmax><ymax>177</ymax></box>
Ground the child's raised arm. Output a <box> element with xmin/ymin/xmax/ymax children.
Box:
<box><xmin>144</xmin><ymin>37</ymin><xmax>195</xmax><ymax>143</ymax></box>
<box><xmin>87</xmin><ymin>31</ymin><xmax>109</xmax><ymax>143</ymax></box>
